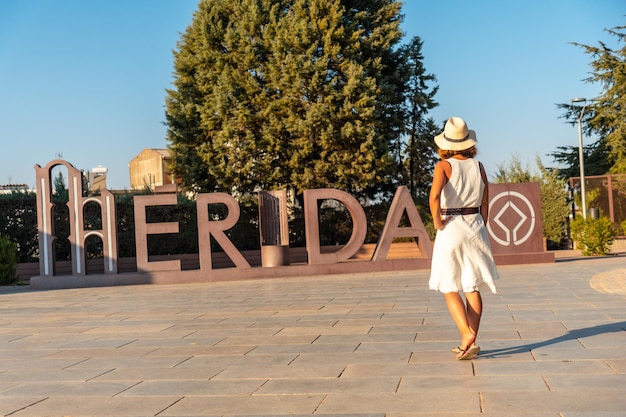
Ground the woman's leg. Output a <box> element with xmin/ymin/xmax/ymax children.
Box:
<box><xmin>464</xmin><ymin>291</ymin><xmax>483</xmax><ymax>338</ymax></box>
<box><xmin>443</xmin><ymin>292</ymin><xmax>475</xmax><ymax>350</ymax></box>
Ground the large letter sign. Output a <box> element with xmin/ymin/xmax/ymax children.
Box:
<box><xmin>32</xmin><ymin>159</ymin><xmax>553</xmax><ymax>289</ymax></box>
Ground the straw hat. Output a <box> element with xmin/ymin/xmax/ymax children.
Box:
<box><xmin>434</xmin><ymin>117</ymin><xmax>477</xmax><ymax>151</ymax></box>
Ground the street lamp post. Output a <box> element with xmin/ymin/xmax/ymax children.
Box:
<box><xmin>572</xmin><ymin>97</ymin><xmax>587</xmax><ymax>219</ymax></box>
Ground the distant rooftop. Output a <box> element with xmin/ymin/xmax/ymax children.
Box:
<box><xmin>149</xmin><ymin>148</ymin><xmax>171</xmax><ymax>158</ymax></box>
<box><xmin>0</xmin><ymin>184</ymin><xmax>29</xmax><ymax>190</ymax></box>
<box><xmin>0</xmin><ymin>184</ymin><xmax>32</xmax><ymax>194</ymax></box>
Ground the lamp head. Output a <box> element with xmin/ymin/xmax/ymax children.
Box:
<box><xmin>571</xmin><ymin>98</ymin><xmax>587</xmax><ymax>103</ymax></box>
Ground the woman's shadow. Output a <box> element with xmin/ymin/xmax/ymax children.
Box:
<box><xmin>479</xmin><ymin>321</ymin><xmax>626</xmax><ymax>358</ymax></box>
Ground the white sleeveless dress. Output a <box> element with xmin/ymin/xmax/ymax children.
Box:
<box><xmin>428</xmin><ymin>158</ymin><xmax>499</xmax><ymax>294</ymax></box>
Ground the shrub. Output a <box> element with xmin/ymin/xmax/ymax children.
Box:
<box><xmin>570</xmin><ymin>217</ymin><xmax>617</xmax><ymax>256</ymax></box>
<box><xmin>0</xmin><ymin>235</ymin><xmax>18</xmax><ymax>285</ymax></box>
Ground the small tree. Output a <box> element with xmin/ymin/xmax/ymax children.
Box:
<box><xmin>53</xmin><ymin>171</ymin><xmax>69</xmax><ymax>203</ymax></box>
<box><xmin>536</xmin><ymin>158</ymin><xmax>571</xmax><ymax>248</ymax></box>
<box><xmin>570</xmin><ymin>217</ymin><xmax>617</xmax><ymax>256</ymax></box>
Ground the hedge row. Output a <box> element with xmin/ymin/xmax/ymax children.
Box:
<box><xmin>0</xmin><ymin>193</ymin><xmax>38</xmax><ymax>263</ymax></box>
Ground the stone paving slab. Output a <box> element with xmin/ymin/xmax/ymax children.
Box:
<box><xmin>6</xmin><ymin>396</ymin><xmax>183</xmax><ymax>417</ymax></box>
<box><xmin>1</xmin><ymin>255</ymin><xmax>626</xmax><ymax>416</ymax></box>
<box><xmin>481</xmin><ymin>391</ymin><xmax>626</xmax><ymax>414</ymax></box>
<box><xmin>316</xmin><ymin>392</ymin><xmax>480</xmax><ymax>414</ymax></box>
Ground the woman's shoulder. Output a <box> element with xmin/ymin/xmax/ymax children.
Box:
<box><xmin>434</xmin><ymin>159</ymin><xmax>452</xmax><ymax>177</ymax></box>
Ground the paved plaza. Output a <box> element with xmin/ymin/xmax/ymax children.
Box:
<box><xmin>1</xmin><ymin>254</ymin><xmax>626</xmax><ymax>416</ymax></box>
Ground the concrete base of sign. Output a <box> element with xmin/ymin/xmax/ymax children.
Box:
<box><xmin>28</xmin><ymin>249</ymin><xmax>555</xmax><ymax>290</ymax></box>
<box><xmin>29</xmin><ymin>257</ymin><xmax>432</xmax><ymax>290</ymax></box>
<box><xmin>494</xmin><ymin>251</ymin><xmax>555</xmax><ymax>265</ymax></box>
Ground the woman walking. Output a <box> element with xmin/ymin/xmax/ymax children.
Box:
<box><xmin>428</xmin><ymin>116</ymin><xmax>499</xmax><ymax>360</ymax></box>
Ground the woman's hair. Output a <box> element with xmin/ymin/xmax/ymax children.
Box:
<box><xmin>438</xmin><ymin>146</ymin><xmax>477</xmax><ymax>160</ymax></box>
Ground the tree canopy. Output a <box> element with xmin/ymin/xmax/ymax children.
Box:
<box><xmin>165</xmin><ymin>0</ymin><xmax>438</xmax><ymax>199</ymax></box>
<box><xmin>555</xmin><ymin>24</ymin><xmax>626</xmax><ymax>176</ymax></box>
<box><xmin>396</xmin><ymin>37</ymin><xmax>439</xmax><ymax>204</ymax></box>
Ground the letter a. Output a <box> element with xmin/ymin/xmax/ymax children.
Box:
<box><xmin>372</xmin><ymin>186</ymin><xmax>433</xmax><ymax>261</ymax></box>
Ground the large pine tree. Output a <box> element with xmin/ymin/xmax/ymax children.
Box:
<box><xmin>165</xmin><ymin>0</ymin><xmax>405</xmax><ymax>197</ymax></box>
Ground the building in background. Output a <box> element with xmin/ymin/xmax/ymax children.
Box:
<box><xmin>128</xmin><ymin>148</ymin><xmax>174</xmax><ymax>191</ymax></box>
<box><xmin>86</xmin><ymin>166</ymin><xmax>108</xmax><ymax>192</ymax></box>
<box><xmin>0</xmin><ymin>183</ymin><xmax>31</xmax><ymax>194</ymax></box>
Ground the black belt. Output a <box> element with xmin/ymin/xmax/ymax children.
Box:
<box><xmin>441</xmin><ymin>207</ymin><xmax>480</xmax><ymax>216</ymax></box>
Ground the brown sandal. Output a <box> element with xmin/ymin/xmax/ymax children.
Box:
<box><xmin>457</xmin><ymin>345</ymin><xmax>480</xmax><ymax>360</ymax></box>
<box><xmin>452</xmin><ymin>344</ymin><xmax>479</xmax><ymax>354</ymax></box>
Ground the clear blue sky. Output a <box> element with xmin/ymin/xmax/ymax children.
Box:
<box><xmin>0</xmin><ymin>0</ymin><xmax>623</xmax><ymax>190</ymax></box>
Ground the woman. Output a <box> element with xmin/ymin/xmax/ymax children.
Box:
<box><xmin>428</xmin><ymin>117</ymin><xmax>499</xmax><ymax>360</ymax></box>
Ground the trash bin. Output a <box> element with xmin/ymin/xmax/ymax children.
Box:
<box><xmin>258</xmin><ymin>190</ymin><xmax>290</xmax><ymax>267</ymax></box>
<box><xmin>261</xmin><ymin>245</ymin><xmax>290</xmax><ymax>267</ymax></box>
